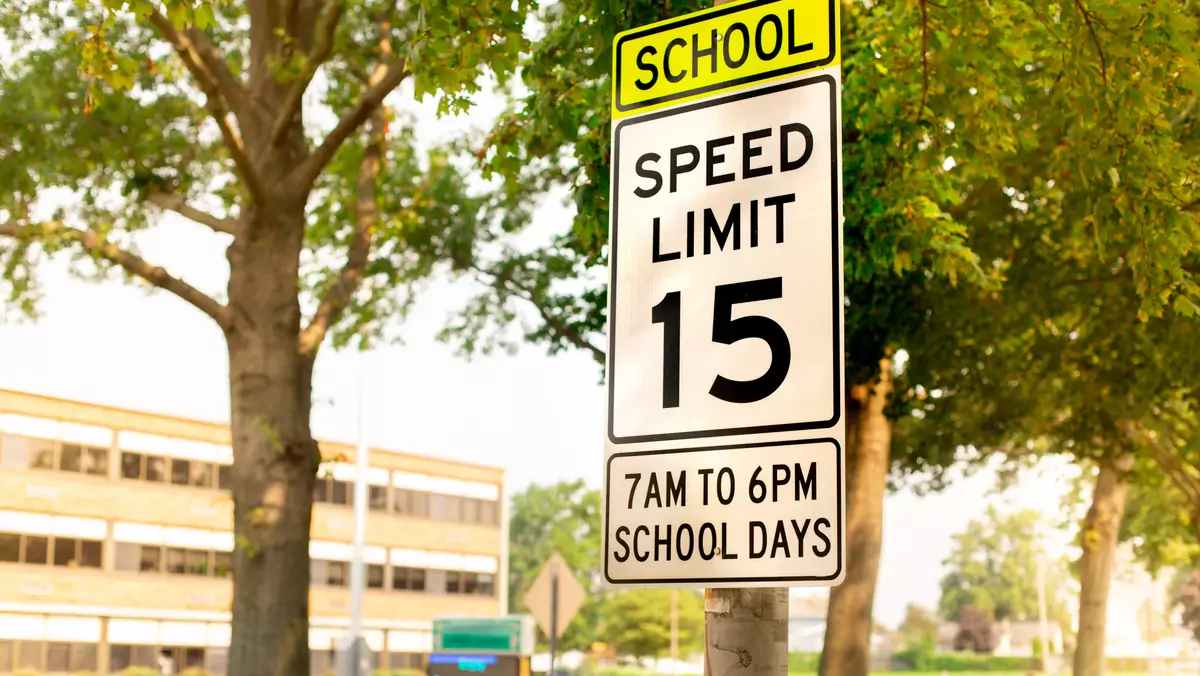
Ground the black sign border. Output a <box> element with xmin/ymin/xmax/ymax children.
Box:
<box><xmin>613</xmin><ymin>0</ymin><xmax>838</xmax><ymax>114</ymax></box>
<box><xmin>607</xmin><ymin>74</ymin><xmax>842</xmax><ymax>445</ymax></box>
<box><xmin>603</xmin><ymin>437</ymin><xmax>843</xmax><ymax>585</ymax></box>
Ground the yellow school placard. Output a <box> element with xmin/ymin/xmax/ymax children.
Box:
<box><xmin>612</xmin><ymin>0</ymin><xmax>839</xmax><ymax>119</ymax></box>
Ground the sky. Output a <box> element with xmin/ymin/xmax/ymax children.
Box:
<box><xmin>0</xmin><ymin>77</ymin><xmax>1084</xmax><ymax>630</ymax></box>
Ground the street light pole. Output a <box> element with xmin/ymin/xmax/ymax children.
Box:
<box><xmin>348</xmin><ymin>349</ymin><xmax>370</xmax><ymax>674</ymax></box>
<box><xmin>1036</xmin><ymin>553</ymin><xmax>1052</xmax><ymax>674</ymax></box>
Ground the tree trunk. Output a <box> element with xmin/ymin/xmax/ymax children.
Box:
<box><xmin>704</xmin><ymin>588</ymin><xmax>789</xmax><ymax>676</ymax></box>
<box><xmin>225</xmin><ymin>200</ymin><xmax>323</xmax><ymax>676</ymax></box>
<box><xmin>819</xmin><ymin>357</ymin><xmax>894</xmax><ymax>676</ymax></box>
<box><xmin>1074</xmin><ymin>453</ymin><xmax>1136</xmax><ymax>676</ymax></box>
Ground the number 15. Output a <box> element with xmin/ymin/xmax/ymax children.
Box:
<box><xmin>650</xmin><ymin>277</ymin><xmax>792</xmax><ymax>409</ymax></box>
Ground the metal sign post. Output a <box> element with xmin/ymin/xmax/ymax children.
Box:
<box><xmin>548</xmin><ymin>561</ymin><xmax>559</xmax><ymax>676</ymax></box>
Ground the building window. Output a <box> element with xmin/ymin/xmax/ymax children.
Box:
<box><xmin>464</xmin><ymin>572</ymin><xmax>495</xmax><ymax>596</ymax></box>
<box><xmin>59</xmin><ymin>444</ymin><xmax>83</xmax><ymax>472</ymax></box>
<box><xmin>16</xmin><ymin>640</ymin><xmax>42</xmax><ymax>671</ymax></box>
<box><xmin>171</xmin><ymin>458</ymin><xmax>191</xmax><ymax>485</ymax></box>
<box><xmin>0</xmin><ymin>533</ymin><xmax>19</xmax><ymax>563</ymax></box>
<box><xmin>215</xmin><ymin>550</ymin><xmax>233</xmax><ymax>579</ymax></box>
<box><xmin>159</xmin><ymin>646</ymin><xmax>206</xmax><ymax>672</ymax></box>
<box><xmin>146</xmin><ymin>455</ymin><xmax>168</xmax><ymax>482</ymax></box>
<box><xmin>167</xmin><ymin>547</ymin><xmax>187</xmax><ymax>575</ymax></box>
<box><xmin>331</xmin><ymin>480</ymin><xmax>349</xmax><ymax>505</ymax></box>
<box><xmin>183</xmin><ymin>647</ymin><xmax>206</xmax><ymax>669</ymax></box>
<box><xmin>46</xmin><ymin>642</ymin><xmax>99</xmax><ymax>672</ymax></box>
<box><xmin>187</xmin><ymin>549</ymin><xmax>210</xmax><ymax>576</ymax></box>
<box><xmin>0</xmin><ymin>535</ymin><xmax>61</xmax><ymax>566</ymax></box>
<box><xmin>389</xmin><ymin>653</ymin><xmax>428</xmax><ymax>670</ymax></box>
<box><xmin>311</xmin><ymin>559</ymin><xmax>348</xmax><ymax>587</ymax></box>
<box><xmin>81</xmin><ymin>539</ymin><xmax>103</xmax><ymax>567</ymax></box>
<box><xmin>208</xmin><ymin>646</ymin><xmax>229</xmax><ymax>676</ymax></box>
<box><xmin>121</xmin><ymin>451</ymin><xmax>143</xmax><ymax>479</ymax></box>
<box><xmin>53</xmin><ymin>537</ymin><xmax>78</xmax><ymax>567</ymax></box>
<box><xmin>314</xmin><ymin>476</ymin><xmax>353</xmax><ymax>506</ymax></box>
<box><xmin>218</xmin><ymin>464</ymin><xmax>233</xmax><ymax>491</ymax></box>
<box><xmin>59</xmin><ymin>443</ymin><xmax>108</xmax><ymax>476</ymax></box>
<box><xmin>311</xmin><ymin>649</ymin><xmax>331</xmax><ymax>676</ymax></box>
<box><xmin>428</xmin><ymin>494</ymin><xmax>446</xmax><ymax>520</ymax></box>
<box><xmin>425</xmin><ymin>568</ymin><xmax>445</xmax><ymax>594</ymax></box>
<box><xmin>110</xmin><ymin>644</ymin><xmax>132</xmax><ymax>671</ymax></box>
<box><xmin>463</xmin><ymin>498</ymin><xmax>480</xmax><ymax>524</ymax></box>
<box><xmin>46</xmin><ymin>642</ymin><xmax>70</xmax><ymax>672</ymax></box>
<box><xmin>115</xmin><ymin>542</ymin><xmax>138</xmax><ymax>571</ymax></box>
<box><xmin>392</xmin><ymin>566</ymin><xmax>426</xmax><ymax>592</ymax></box>
<box><xmin>111</xmin><ymin>644</ymin><xmax>158</xmax><ymax>670</ymax></box>
<box><xmin>49</xmin><ymin>536</ymin><xmax>102</xmax><ymax>569</ymax></box>
<box><xmin>0</xmin><ymin>641</ymin><xmax>11</xmax><ymax>673</ymax></box>
<box><xmin>369</xmin><ymin>485</ymin><xmax>389</xmax><ymax>511</ymax></box>
<box><xmin>326</xmin><ymin>560</ymin><xmax>347</xmax><ymax>586</ymax></box>
<box><xmin>141</xmin><ymin>545</ymin><xmax>164</xmax><ymax>572</ymax></box>
<box><xmin>479</xmin><ymin>499</ymin><xmax>498</xmax><ymax>525</ymax></box>
<box><xmin>394</xmin><ymin>489</ymin><xmax>429</xmax><ymax>518</ymax></box>
<box><xmin>190</xmin><ymin>462</ymin><xmax>214</xmax><ymax>488</ymax></box>
<box><xmin>445</xmin><ymin>570</ymin><xmax>462</xmax><ymax>594</ymax></box>
<box><xmin>368</xmin><ymin>563</ymin><xmax>385</xmax><ymax>589</ymax></box>
<box><xmin>28</xmin><ymin>438</ymin><xmax>55</xmax><ymax>470</ymax></box>
<box><xmin>24</xmin><ymin>535</ymin><xmax>48</xmax><ymax>565</ymax></box>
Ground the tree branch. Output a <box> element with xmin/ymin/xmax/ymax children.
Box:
<box><xmin>916</xmin><ymin>0</ymin><xmax>930</xmax><ymax>127</ymax></box>
<box><xmin>469</xmin><ymin>263</ymin><xmax>606</xmax><ymax>365</ymax></box>
<box><xmin>268</xmin><ymin>0</ymin><xmax>347</xmax><ymax>148</ymax></box>
<box><xmin>145</xmin><ymin>192</ymin><xmax>236</xmax><ymax>236</ymax></box>
<box><xmin>0</xmin><ymin>222</ymin><xmax>231</xmax><ymax>329</ymax></box>
<box><xmin>184</xmin><ymin>27</ymin><xmax>247</xmax><ymax>115</ymax></box>
<box><xmin>289</xmin><ymin>58</ymin><xmax>409</xmax><ymax>192</ymax></box>
<box><xmin>297</xmin><ymin>111</ymin><xmax>383</xmax><ymax>356</ymax></box>
<box><xmin>146</xmin><ymin>7</ymin><xmax>265</xmax><ymax>203</ymax></box>
<box><xmin>1074</xmin><ymin>0</ymin><xmax>1108</xmax><ymax>87</ymax></box>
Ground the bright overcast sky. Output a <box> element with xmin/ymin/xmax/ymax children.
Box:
<box><xmin>0</xmin><ymin>76</ymin><xmax>1083</xmax><ymax>629</ymax></box>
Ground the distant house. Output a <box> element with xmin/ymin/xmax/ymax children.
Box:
<box><xmin>788</xmin><ymin>594</ymin><xmax>829</xmax><ymax>653</ymax></box>
<box><xmin>787</xmin><ymin>593</ymin><xmax>889</xmax><ymax>657</ymax></box>
<box><xmin>935</xmin><ymin>619</ymin><xmax>1064</xmax><ymax>657</ymax></box>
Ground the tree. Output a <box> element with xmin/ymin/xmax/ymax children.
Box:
<box><xmin>602</xmin><ymin>589</ymin><xmax>704</xmax><ymax>659</ymax></box>
<box><xmin>446</xmin><ymin>2</ymin><xmax>1200</xmax><ymax>676</ymax></box>
<box><xmin>0</xmin><ymin>1</ymin><xmax>530</xmax><ymax>673</ymax></box>
<box><xmin>896</xmin><ymin>604</ymin><xmax>939</xmax><ymax>651</ymax></box>
<box><xmin>507</xmin><ymin>480</ymin><xmax>602</xmax><ymax>651</ymax></box>
<box><xmin>939</xmin><ymin>508</ymin><xmax>1070</xmax><ymax>626</ymax></box>
<box><xmin>887</xmin><ymin>0</ymin><xmax>1200</xmax><ymax>666</ymax></box>
<box><xmin>953</xmin><ymin>606</ymin><xmax>997</xmax><ymax>654</ymax></box>
<box><xmin>1172</xmin><ymin>567</ymin><xmax>1200</xmax><ymax>643</ymax></box>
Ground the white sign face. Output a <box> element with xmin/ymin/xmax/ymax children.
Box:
<box><xmin>606</xmin><ymin>75</ymin><xmax>841</xmax><ymax>445</ymax></box>
<box><xmin>605</xmin><ymin>439</ymin><xmax>842</xmax><ymax>585</ymax></box>
<box><xmin>602</xmin><ymin>71</ymin><xmax>845</xmax><ymax>588</ymax></box>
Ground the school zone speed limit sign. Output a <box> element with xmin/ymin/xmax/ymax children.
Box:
<box><xmin>602</xmin><ymin>0</ymin><xmax>845</xmax><ymax>587</ymax></box>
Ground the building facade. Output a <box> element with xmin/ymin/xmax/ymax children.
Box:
<box><xmin>0</xmin><ymin>389</ymin><xmax>508</xmax><ymax>675</ymax></box>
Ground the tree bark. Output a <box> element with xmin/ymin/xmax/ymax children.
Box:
<box><xmin>224</xmin><ymin>200</ymin><xmax>323</xmax><ymax>676</ymax></box>
<box><xmin>1073</xmin><ymin>453</ymin><xmax>1136</xmax><ymax>676</ymax></box>
<box><xmin>704</xmin><ymin>588</ymin><xmax>789</xmax><ymax>676</ymax></box>
<box><xmin>819</xmin><ymin>356</ymin><xmax>894</xmax><ymax>676</ymax></box>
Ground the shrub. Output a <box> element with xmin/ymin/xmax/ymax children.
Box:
<box><xmin>787</xmin><ymin>653</ymin><xmax>820</xmax><ymax>673</ymax></box>
<box><xmin>894</xmin><ymin>634</ymin><xmax>936</xmax><ymax>671</ymax></box>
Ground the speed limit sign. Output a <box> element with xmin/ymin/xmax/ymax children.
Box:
<box><xmin>606</xmin><ymin>76</ymin><xmax>841</xmax><ymax>444</ymax></box>
<box><xmin>602</xmin><ymin>0</ymin><xmax>844</xmax><ymax>588</ymax></box>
